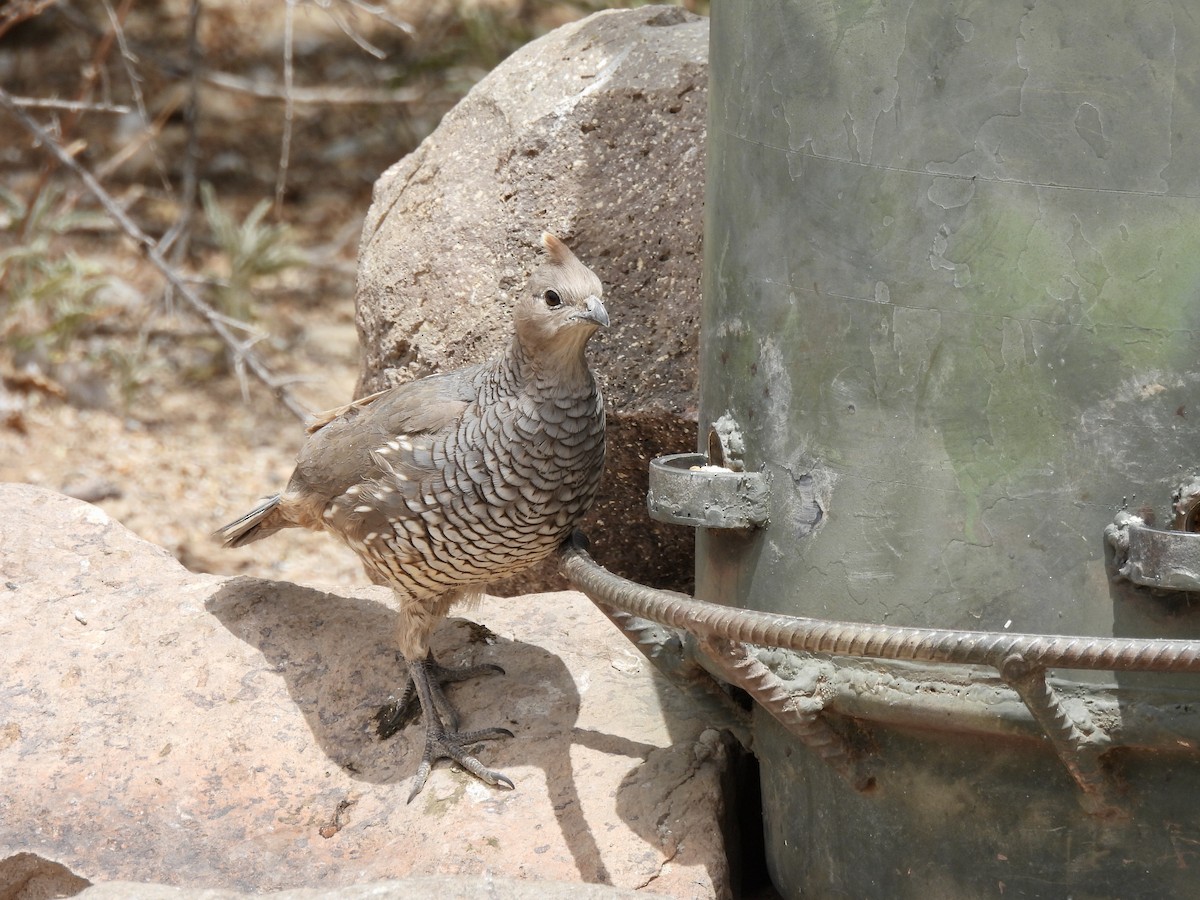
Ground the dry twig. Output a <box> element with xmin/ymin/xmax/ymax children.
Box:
<box><xmin>0</xmin><ymin>87</ymin><xmax>311</xmax><ymax>423</ymax></box>
<box><xmin>162</xmin><ymin>0</ymin><xmax>203</xmax><ymax>261</ymax></box>
<box><xmin>48</xmin><ymin>1</ymin><xmax>422</xmax><ymax>106</ymax></box>
<box><xmin>204</xmin><ymin>72</ymin><xmax>422</xmax><ymax>105</ymax></box>
<box><xmin>275</xmin><ymin>0</ymin><xmax>298</xmax><ymax>217</ymax></box>
<box><xmin>5</xmin><ymin>96</ymin><xmax>132</xmax><ymax>115</ymax></box>
<box><xmin>98</xmin><ymin>0</ymin><xmax>176</xmax><ymax>200</ymax></box>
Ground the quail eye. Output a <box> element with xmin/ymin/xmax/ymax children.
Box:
<box><xmin>544</xmin><ymin>289</ymin><xmax>563</xmax><ymax>308</ymax></box>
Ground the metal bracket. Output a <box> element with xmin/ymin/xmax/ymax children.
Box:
<box><xmin>648</xmin><ymin>415</ymin><xmax>769</xmax><ymax>530</ymax></box>
<box><xmin>1105</xmin><ymin>511</ymin><xmax>1200</xmax><ymax>592</ymax></box>
<box><xmin>647</xmin><ymin>453</ymin><xmax>770</xmax><ymax>529</ymax></box>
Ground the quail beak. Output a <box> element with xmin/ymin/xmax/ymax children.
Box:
<box><xmin>574</xmin><ymin>296</ymin><xmax>609</xmax><ymax>329</ymax></box>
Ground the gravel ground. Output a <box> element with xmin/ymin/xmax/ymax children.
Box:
<box><xmin>1</xmin><ymin>292</ymin><xmax>371</xmax><ymax>590</ymax></box>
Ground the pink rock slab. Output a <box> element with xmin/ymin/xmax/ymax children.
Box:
<box><xmin>0</xmin><ymin>484</ymin><xmax>731</xmax><ymax>898</ymax></box>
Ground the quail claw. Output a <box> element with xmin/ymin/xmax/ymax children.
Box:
<box><xmin>405</xmin><ymin>726</ymin><xmax>515</xmax><ymax>803</ymax></box>
<box><xmin>393</xmin><ymin>655</ymin><xmax>515</xmax><ymax>801</ymax></box>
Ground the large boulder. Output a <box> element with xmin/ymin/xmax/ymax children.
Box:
<box><xmin>354</xmin><ymin>6</ymin><xmax>708</xmax><ymax>593</ymax></box>
<box><xmin>0</xmin><ymin>484</ymin><xmax>732</xmax><ymax>898</ymax></box>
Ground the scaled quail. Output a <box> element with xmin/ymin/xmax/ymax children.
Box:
<box><xmin>216</xmin><ymin>233</ymin><xmax>608</xmax><ymax>799</ymax></box>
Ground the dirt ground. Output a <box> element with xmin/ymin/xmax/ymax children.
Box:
<box><xmin>0</xmin><ymin>269</ymin><xmax>372</xmax><ymax>589</ymax></box>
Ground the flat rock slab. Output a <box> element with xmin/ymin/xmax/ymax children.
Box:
<box><xmin>0</xmin><ymin>484</ymin><xmax>730</xmax><ymax>898</ymax></box>
<box><xmin>73</xmin><ymin>876</ymin><xmax>647</xmax><ymax>900</ymax></box>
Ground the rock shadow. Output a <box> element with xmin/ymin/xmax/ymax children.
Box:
<box><xmin>206</xmin><ymin>576</ymin><xmax>617</xmax><ymax>883</ymax></box>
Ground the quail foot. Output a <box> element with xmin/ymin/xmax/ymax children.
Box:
<box><xmin>216</xmin><ymin>233</ymin><xmax>608</xmax><ymax>800</ymax></box>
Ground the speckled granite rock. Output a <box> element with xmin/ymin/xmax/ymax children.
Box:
<box><xmin>76</xmin><ymin>875</ymin><xmax>647</xmax><ymax>899</ymax></box>
<box><xmin>0</xmin><ymin>484</ymin><xmax>731</xmax><ymax>898</ymax></box>
<box><xmin>353</xmin><ymin>6</ymin><xmax>709</xmax><ymax>595</ymax></box>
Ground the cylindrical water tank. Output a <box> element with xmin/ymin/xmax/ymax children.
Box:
<box><xmin>701</xmin><ymin>2</ymin><xmax>1200</xmax><ymax>895</ymax></box>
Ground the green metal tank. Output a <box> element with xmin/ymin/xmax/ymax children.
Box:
<box><xmin>702</xmin><ymin>2</ymin><xmax>1200</xmax><ymax>895</ymax></box>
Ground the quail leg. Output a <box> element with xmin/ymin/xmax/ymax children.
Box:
<box><xmin>374</xmin><ymin>654</ymin><xmax>514</xmax><ymax>801</ymax></box>
<box><xmin>404</xmin><ymin>656</ymin><xmax>514</xmax><ymax>801</ymax></box>
<box><xmin>374</xmin><ymin>653</ymin><xmax>505</xmax><ymax>738</ymax></box>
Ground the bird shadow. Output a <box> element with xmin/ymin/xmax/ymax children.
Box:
<box><xmin>206</xmin><ymin>576</ymin><xmax>628</xmax><ymax>884</ymax></box>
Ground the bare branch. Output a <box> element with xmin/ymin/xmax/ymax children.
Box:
<box><xmin>49</xmin><ymin>1</ymin><xmax>422</xmax><ymax>106</ymax></box>
<box><xmin>21</xmin><ymin>0</ymin><xmax>135</xmax><ymax>238</ymax></box>
<box><xmin>0</xmin><ymin>87</ymin><xmax>311</xmax><ymax>423</ymax></box>
<box><xmin>161</xmin><ymin>0</ymin><xmax>202</xmax><ymax>261</ymax></box>
<box><xmin>6</xmin><ymin>96</ymin><xmax>132</xmax><ymax>115</ymax></box>
<box><xmin>343</xmin><ymin>0</ymin><xmax>415</xmax><ymax>38</ymax></box>
<box><xmin>204</xmin><ymin>71</ymin><xmax>421</xmax><ymax>106</ymax></box>
<box><xmin>310</xmin><ymin>0</ymin><xmax>387</xmax><ymax>60</ymax></box>
<box><xmin>94</xmin><ymin>95</ymin><xmax>179</xmax><ymax>182</ymax></box>
<box><xmin>100</xmin><ymin>0</ymin><xmax>174</xmax><ymax>196</ymax></box>
<box><xmin>274</xmin><ymin>0</ymin><xmax>297</xmax><ymax>217</ymax></box>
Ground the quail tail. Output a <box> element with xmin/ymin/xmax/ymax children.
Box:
<box><xmin>214</xmin><ymin>494</ymin><xmax>284</xmax><ymax>548</ymax></box>
<box><xmin>399</xmin><ymin>656</ymin><xmax>514</xmax><ymax>802</ymax></box>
